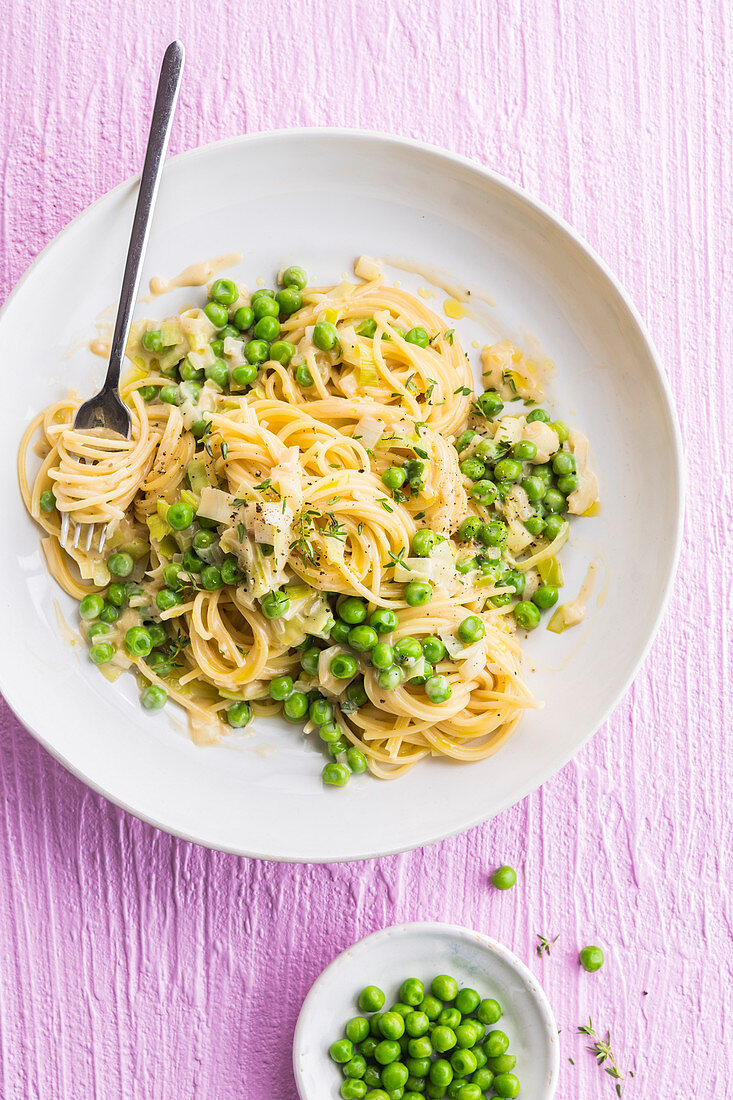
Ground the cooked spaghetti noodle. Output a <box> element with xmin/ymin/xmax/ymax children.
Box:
<box><xmin>18</xmin><ymin>260</ymin><xmax>598</xmax><ymax>783</ymax></box>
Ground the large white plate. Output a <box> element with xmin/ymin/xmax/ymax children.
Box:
<box><xmin>0</xmin><ymin>130</ymin><xmax>682</xmax><ymax>862</ymax></box>
<box><xmin>293</xmin><ymin>922</ymin><xmax>559</xmax><ymax>1099</ymax></box>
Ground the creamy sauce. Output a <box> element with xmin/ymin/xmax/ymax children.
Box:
<box><xmin>380</xmin><ymin>255</ymin><xmax>497</xmax><ymax>308</ymax></box>
<box><xmin>561</xmin><ymin>559</ymin><xmax>600</xmax><ymax>627</ymax></box>
<box><xmin>53</xmin><ymin>599</ymin><xmax>81</xmax><ymax>647</ymax></box>
<box><xmin>444</xmin><ymin>297</ymin><xmax>469</xmax><ymax>319</ymax></box>
<box><xmin>417</xmin><ymin>286</ymin><xmax>436</xmax><ymax>300</ymax></box>
<box><xmin>145</xmin><ymin>252</ymin><xmax>243</xmax><ymax>299</ymax></box>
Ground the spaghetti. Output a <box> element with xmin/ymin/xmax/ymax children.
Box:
<box><xmin>18</xmin><ymin>260</ymin><xmax>597</xmax><ymax>783</ymax></box>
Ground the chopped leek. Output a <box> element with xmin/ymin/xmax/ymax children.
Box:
<box><xmin>538</xmin><ymin>556</ymin><xmax>564</xmax><ymax>587</ymax></box>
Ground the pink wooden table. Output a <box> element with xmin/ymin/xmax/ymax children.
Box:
<box><xmin>1</xmin><ymin>1</ymin><xmax>730</xmax><ymax>1096</ymax></box>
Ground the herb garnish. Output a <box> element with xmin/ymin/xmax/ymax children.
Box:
<box><xmin>578</xmin><ymin>1020</ymin><xmax>625</xmax><ymax>1095</ymax></box>
<box><xmin>536</xmin><ymin>933</ymin><xmax>559</xmax><ymax>958</ymax></box>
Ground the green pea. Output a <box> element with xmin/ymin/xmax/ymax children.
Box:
<box><xmin>218</xmin><ymin>558</ymin><xmax>241</xmax><ymax>587</ymax></box>
<box><xmin>454</xmin><ymin>989</ymin><xmax>480</xmax><ymax>1019</ymax></box>
<box><xmin>211</xmin><ymin>278</ymin><xmax>240</xmax><ymax>306</ymax></box>
<box><xmin>455</xmin><ymin>1084</ymin><xmax>482</xmax><ymax>1100</ymax></box>
<box><xmin>141</xmin><ymin>328</ymin><xmax>164</xmax><ymax>353</ymax></box>
<box><xmin>210</xmin><ymin>339</ymin><xmax>225</xmax><ymax>358</ymax></box>
<box><xmin>457</xmin><ymin>615</ymin><xmax>485</xmax><ymax>644</ymax></box>
<box><xmin>533</xmin><ymin>585</ymin><xmax>558</xmax><ymax>609</ymax></box>
<box><xmin>557</xmin><ymin>473</ymin><xmax>579</xmax><ymax>495</ymax></box>
<box><xmin>523</xmin><ymin>514</ymin><xmax>545</xmax><ymax>537</ymax></box>
<box><xmin>280</xmin><ymin>265</ymin><xmax>308</xmax><ymax>290</ymax></box>
<box><xmin>382</xmin><ymin>466</ymin><xmax>407</xmax><ymax>490</ymax></box>
<box><xmin>542</xmin><ymin>488</ymin><xmax>566</xmax><ymax>513</ymax></box>
<box><xmin>460</xmin><ymin>457</ymin><xmax>485</xmax><ymax>481</ymax></box>
<box><xmin>107</xmin><ymin>551</ymin><xmax>134</xmax><ymax>577</ymax></box>
<box><xmin>552</xmin><ymin>451</ymin><xmax>576</xmax><ymax>476</ymax></box>
<box><xmin>308</xmin><ymin>697</ymin><xmax>332</xmax><ymax>726</ymax></box>
<box><xmin>313</xmin><ymin>320</ymin><xmax>339</xmax><ymax>350</ymax></box>
<box><xmin>269</xmin><ymin>340</ymin><xmax>296</xmax><ymax>364</ymax></box>
<box><xmin>431</xmin><ymin>1027</ymin><xmax>456</xmax><ymax>1054</ymax></box>
<box><xmin>491</xmin><ymin>1072</ymin><xmax>520</xmax><ymax>1097</ymax></box>
<box><xmin>475</xmin><ymin>390</ymin><xmax>503</xmax><ymax>418</ymax></box>
<box><xmin>39</xmin><ymin>489</ymin><xmax>57</xmax><ymax>513</ymax></box>
<box><xmin>275</xmin><ymin>287</ymin><xmax>302</xmax><ymax>316</ymax></box>
<box><xmin>375</xmin><ymin>1040</ymin><xmax>402</xmax><ymax>1065</ymax></box>
<box><xmin>87</xmin><ymin>622</ymin><xmax>111</xmax><ymax>643</ymax></box>
<box><xmin>421</xmin><ymin>636</ymin><xmax>446</xmax><ymax>663</ymax></box>
<box><xmin>470</xmin><ymin>1066</ymin><xmax>494</xmax><ymax>1091</ymax></box>
<box><xmin>250</xmin><ymin>289</ymin><xmax>275</xmax><ymax>306</ymax></box>
<box><xmin>485</xmin><ymin>1054</ymin><xmax>516</xmax><ymax>1075</ymax></box>
<box><xmin>357</xmin><ymin>318</ymin><xmax>378</xmax><ymax>338</ymax></box>
<box><xmin>512</xmin><ymin>439</ymin><xmax>537</xmax><ymax>461</ymax></box>
<box><xmin>471</xmin><ymin>1045</ymin><xmax>487</xmax><ymax>1069</ymax></box>
<box><xmin>521</xmin><ymin>475</ymin><xmax>545</xmax><ymax>502</ymax></box>
<box><xmin>268</xmin><ymin>675</ymin><xmax>294</xmax><ymax>702</ymax></box>
<box><xmin>349</xmin><ymin>624</ymin><xmax>378</xmax><ymax>652</ymax></box>
<box><xmin>203</xmin><ymin>358</ymin><xmax>228</xmax><ymax>389</ymax></box>
<box><xmin>490</xmin><ymin>865</ymin><xmax>517</xmax><ymax>890</ymax></box>
<box><xmin>233</xmin><ymin>305</ymin><xmax>254</xmax><ymax>330</ymax></box>
<box><xmin>543</xmin><ymin>514</ymin><xmax>566</xmax><ymax>541</ymax></box>
<box><xmin>453</xmin><ymin>1024</ymin><xmax>478</xmax><ymax>1052</ymax></box>
<box><xmin>405</xmin><ymin>581</ymin><xmax>433</xmax><ymax>607</ymax></box>
<box><xmin>331</xmin><ymin>653</ymin><xmax>358</xmax><ymax>679</ymax></box>
<box><xmin>382</xmin><ymin>1062</ymin><xmax>409</xmax><ymax>1090</ymax></box>
<box><xmin>579</xmin><ymin>945</ymin><xmax>604</xmax><ymax>972</ymax></box>
<box><xmin>379</xmin><ymin>1012</ymin><xmax>406</xmax><ymax>1041</ymax></box>
<box><xmin>408</xmin><ymin>532</ymin><xmax>434</xmax><ymax>562</ymax></box>
<box><xmin>514</xmin><ymin>598</ymin><xmax>541</xmax><ymax>629</ymax></box>
<box><xmin>251</xmin><ymin>297</ymin><xmax>278</xmax><ymax>323</ymax></box>
<box><xmin>160</xmin><ymin>384</ymin><xmax>180</xmax><ymax>405</ymax></box>
<box><xmin>478</xmin><ymin>520</ymin><xmax>506</xmax><ymax>548</ymax></box>
<box><xmin>526</xmin><ymin>407</ymin><xmax>550</xmax><ymax>423</ymax></box>
<box><xmin>482</xmin><ymin>1030</ymin><xmax>509</xmax><ymax>1059</ymax></box>
<box><xmin>346</xmin><ymin>1017</ymin><xmax>370</xmax><ymax>1044</ymax></box>
<box><xmin>454</xmin><ymin>429</ymin><xmax>476</xmax><ymax>453</ymax></box>
<box><xmin>430</xmin><ymin>975</ymin><xmax>457</xmax><ymax>1002</ymax></box>
<box><xmin>192</xmin><ymin>530</ymin><xmax>215</xmax><ymax>553</ymax></box>
<box><xmin>318</xmin><ymin>721</ymin><xmax>342</xmax><ymax>744</ymax></box>
<box><xmin>339</xmin><ymin>596</ymin><xmax>367</xmax><ymax>624</ymax></box>
<box><xmin>182</xmin><ymin>548</ymin><xmax>202</xmax><ymax>573</ymax></box>
<box><xmin>226</xmin><ymin>701</ymin><xmax>251</xmax><ymax>727</ymax></box>
<box><xmin>99</xmin><ymin>602</ymin><xmax>120</xmax><ymax>623</ymax></box>
<box><xmin>369</xmin><ymin>608</ymin><xmax>398</xmax><ymax>634</ymax></box>
<box><xmin>421</xmin><ymin>995</ymin><xmax>443</xmax><ymax>1021</ymax></box>
<box><xmin>138</xmin><ymin>385</ymin><xmax>159</xmax><ymax>403</ymax></box>
<box><xmin>451</xmin><ymin>1048</ymin><xmax>477</xmax><ymax>1076</ymax></box>
<box><xmin>363</xmin><ymin>1064</ymin><xmax>383</xmax><ymax>1086</ymax></box>
<box><xmin>341</xmin><ymin>1080</ymin><xmax>368</xmax><ymax>1098</ymax></box>
<box><xmin>457</xmin><ymin>517</ymin><xmax>482</xmax><ymax>542</ymax></box>
<box><xmin>79</xmin><ymin>593</ymin><xmax>105</xmax><ymax>621</ymax></box>
<box><xmin>551</xmin><ymin>419</ymin><xmax>569</xmax><ymax>442</ymax></box>
<box><xmin>89</xmin><ymin>642</ymin><xmax>115</xmax><ymax>665</ymax></box>
<box><xmin>146</xmin><ymin>623</ymin><xmax>167</xmax><ymax>649</ymax></box>
<box><xmin>295</xmin><ymin>363</ymin><xmax>315</xmax><ymax>387</ymax></box>
<box><xmin>429</xmin><ymin>1059</ymin><xmax>453</xmax><ymax>1087</ymax></box>
<box><xmin>346</xmin><ymin>746</ymin><xmax>368</xmax><ymax>773</ymax></box>
<box><xmin>253</xmin><ymin>315</ymin><xmax>280</xmax><ymax>341</ymax></box>
<box><xmin>346</xmin><ymin>682</ymin><xmax>368</xmax><ymax>707</ymax></box>
<box><xmin>392</xmin><ymin>637</ymin><xmax>421</xmax><ymax>665</ymax></box>
<box><xmin>437</xmin><ymin>1008</ymin><xmax>461</xmax><ymax>1029</ymax></box>
<box><xmin>371</xmin><ymin>642</ymin><xmax>395</xmax><ymax>670</ymax></box>
<box><xmin>155</xmin><ymin>588</ymin><xmax>178</xmax><ymax>612</ymax></box>
<box><xmin>359</xmin><ymin>985</ymin><xmax>385</xmax><ymax>1012</ymax></box>
<box><xmin>232</xmin><ymin>362</ymin><xmax>258</xmax><ymax>387</ymax></box>
<box><xmin>408</xmin><ymin>1035</ymin><xmax>433</xmax><ymax>1060</ymax></box>
<box><xmin>469</xmin><ymin>480</ymin><xmax>497</xmax><ymax>506</ymax></box>
<box><xmin>476</xmin><ymin>999</ymin><xmax>501</xmax><ymax>1026</ymax></box>
<box><xmin>405</xmin><ymin>327</ymin><xmax>429</xmax><ymax>348</ymax></box>
<box><xmin>503</xmin><ymin>570</ymin><xmax>526</xmax><ymax>596</ymax></box>
<box><xmin>377</xmin><ymin>666</ymin><xmax>403</xmax><ymax>690</ymax></box>
<box><xmin>243</xmin><ymin>339</ymin><xmax>268</xmax><ymax>364</ymax></box>
<box><xmin>330</xmin><ymin>620</ymin><xmax>352</xmax><ymax>644</ymax></box>
<box><xmin>167</xmin><ymin>502</ymin><xmax>194</xmax><ymax>530</ymax></box>
<box><xmin>282</xmin><ymin>692</ymin><xmax>308</xmax><ymax>723</ymax></box>
<box><xmin>125</xmin><ymin>626</ymin><xmax>153</xmax><ymax>658</ymax></box>
<box><xmin>494</xmin><ymin>458</ymin><xmax>523</xmax><ymax>482</ymax></box>
<box><xmin>203</xmin><ymin>301</ymin><xmax>228</xmax><ymax>328</ymax></box>
<box><xmin>199</xmin><ymin>565</ymin><xmax>221</xmax><ymax>590</ymax></box>
<box><xmin>261</xmin><ymin>590</ymin><xmax>290</xmax><ymax>619</ymax></box>
<box><xmin>331</xmin><ymin>1038</ymin><xmax>355</xmax><ymax>1064</ymax></box>
<box><xmin>140</xmin><ymin>684</ymin><xmax>167</xmax><ymax>710</ymax></box>
<box><xmin>301</xmin><ymin>646</ymin><xmax>321</xmax><ymax>676</ymax></box>
<box><xmin>406</xmin><ymin>1058</ymin><xmax>430</xmax><ymax>1078</ymax></box>
<box><xmin>404</xmin><ymin>1010</ymin><xmax>429</xmax><ymax>1037</ymax></box>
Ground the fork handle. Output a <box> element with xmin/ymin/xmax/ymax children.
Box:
<box><xmin>104</xmin><ymin>41</ymin><xmax>185</xmax><ymax>393</ymax></box>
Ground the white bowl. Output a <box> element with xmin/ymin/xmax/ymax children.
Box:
<box><xmin>0</xmin><ymin>130</ymin><xmax>683</xmax><ymax>861</ymax></box>
<box><xmin>293</xmin><ymin>922</ymin><xmax>559</xmax><ymax>1098</ymax></box>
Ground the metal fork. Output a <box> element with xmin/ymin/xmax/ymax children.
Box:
<box><xmin>61</xmin><ymin>40</ymin><xmax>185</xmax><ymax>554</ymax></box>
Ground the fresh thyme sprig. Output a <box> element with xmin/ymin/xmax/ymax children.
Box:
<box><xmin>536</xmin><ymin>933</ymin><xmax>559</xmax><ymax>957</ymax></box>
<box><xmin>578</xmin><ymin>1019</ymin><xmax>625</xmax><ymax>1095</ymax></box>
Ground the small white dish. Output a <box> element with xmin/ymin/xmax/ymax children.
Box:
<box><xmin>0</xmin><ymin>129</ymin><xmax>683</xmax><ymax>860</ymax></box>
<box><xmin>293</xmin><ymin>922</ymin><xmax>559</xmax><ymax>1099</ymax></box>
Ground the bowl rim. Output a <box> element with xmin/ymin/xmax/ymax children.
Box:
<box><xmin>0</xmin><ymin>127</ymin><xmax>684</xmax><ymax>861</ymax></box>
<box><xmin>292</xmin><ymin>919</ymin><xmax>561</xmax><ymax>1098</ymax></box>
